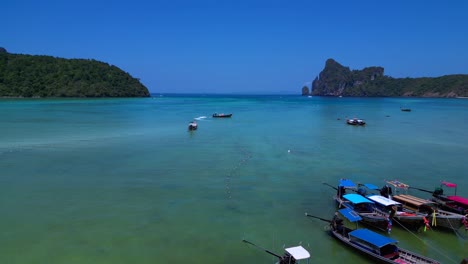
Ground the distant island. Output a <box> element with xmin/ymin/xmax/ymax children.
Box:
<box><xmin>0</xmin><ymin>47</ymin><xmax>150</xmax><ymax>97</ymax></box>
<box><xmin>302</xmin><ymin>59</ymin><xmax>468</xmax><ymax>97</ymax></box>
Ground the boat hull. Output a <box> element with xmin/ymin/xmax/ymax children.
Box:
<box><xmin>330</xmin><ymin>227</ymin><xmax>440</xmax><ymax>264</ymax></box>
<box><xmin>212</xmin><ymin>114</ymin><xmax>232</xmax><ymax>118</ymax></box>
<box><xmin>427</xmin><ymin>211</ymin><xmax>464</xmax><ymax>230</ymax></box>
<box><xmin>391</xmin><ymin>213</ymin><xmax>424</xmax><ymax>230</ymax></box>
<box><xmin>431</xmin><ymin>195</ymin><xmax>468</xmax><ymax>215</ymax></box>
<box><xmin>334</xmin><ymin>196</ymin><xmax>389</xmax><ymax>231</ymax></box>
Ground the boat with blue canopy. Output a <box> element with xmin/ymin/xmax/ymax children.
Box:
<box><xmin>329</xmin><ymin>210</ymin><xmax>441</xmax><ymax>264</ymax></box>
<box><xmin>334</xmin><ymin>180</ymin><xmax>390</xmax><ymax>232</ymax></box>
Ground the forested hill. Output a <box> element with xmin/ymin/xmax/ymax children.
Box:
<box><xmin>0</xmin><ymin>48</ymin><xmax>150</xmax><ymax>97</ymax></box>
<box><xmin>301</xmin><ymin>59</ymin><xmax>468</xmax><ymax>97</ymax></box>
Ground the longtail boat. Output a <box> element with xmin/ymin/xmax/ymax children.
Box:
<box><xmin>392</xmin><ymin>194</ymin><xmax>465</xmax><ymax>231</ymax></box>
<box><xmin>242</xmin><ymin>239</ymin><xmax>310</xmax><ymax>264</ymax></box>
<box><xmin>334</xmin><ymin>179</ymin><xmax>390</xmax><ymax>231</ymax></box>
<box><xmin>367</xmin><ymin>194</ymin><xmax>425</xmax><ymax>230</ymax></box>
<box><xmin>430</xmin><ymin>182</ymin><xmax>468</xmax><ymax>215</ymax></box>
<box><xmin>383</xmin><ymin>179</ymin><xmax>466</xmax><ymax>231</ymax></box>
<box><xmin>307</xmin><ymin>208</ymin><xmax>441</xmax><ymax>264</ymax></box>
<box><xmin>356</xmin><ymin>183</ymin><xmax>425</xmax><ymax>230</ymax></box>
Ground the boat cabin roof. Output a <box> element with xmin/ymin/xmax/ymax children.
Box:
<box><xmin>447</xmin><ymin>196</ymin><xmax>468</xmax><ymax>206</ymax></box>
<box><xmin>339</xmin><ymin>179</ymin><xmax>356</xmax><ymax>189</ymax></box>
<box><xmin>343</xmin><ymin>194</ymin><xmax>374</xmax><ymax>204</ymax></box>
<box><xmin>339</xmin><ymin>208</ymin><xmax>362</xmax><ymax>222</ymax></box>
<box><xmin>367</xmin><ymin>195</ymin><xmax>401</xmax><ymax>207</ymax></box>
<box><xmin>386</xmin><ymin>180</ymin><xmax>409</xmax><ymax>190</ymax></box>
<box><xmin>362</xmin><ymin>183</ymin><xmax>380</xmax><ymax>190</ymax></box>
<box><xmin>441</xmin><ymin>181</ymin><xmax>457</xmax><ymax>188</ymax></box>
<box><xmin>349</xmin><ymin>229</ymin><xmax>398</xmax><ymax>248</ymax></box>
<box><xmin>285</xmin><ymin>246</ymin><xmax>310</xmax><ymax>260</ymax></box>
<box><xmin>392</xmin><ymin>194</ymin><xmax>435</xmax><ymax>207</ymax></box>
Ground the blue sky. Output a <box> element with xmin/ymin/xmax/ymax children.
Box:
<box><xmin>3</xmin><ymin>0</ymin><xmax>468</xmax><ymax>94</ymax></box>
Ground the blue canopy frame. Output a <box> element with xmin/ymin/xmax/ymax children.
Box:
<box><xmin>339</xmin><ymin>179</ymin><xmax>357</xmax><ymax>189</ymax></box>
<box><xmin>348</xmin><ymin>229</ymin><xmax>397</xmax><ymax>248</ymax></box>
<box><xmin>338</xmin><ymin>208</ymin><xmax>362</xmax><ymax>222</ymax></box>
<box><xmin>362</xmin><ymin>183</ymin><xmax>380</xmax><ymax>190</ymax></box>
<box><xmin>343</xmin><ymin>194</ymin><xmax>374</xmax><ymax>204</ymax></box>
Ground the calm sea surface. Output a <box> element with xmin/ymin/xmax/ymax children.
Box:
<box><xmin>0</xmin><ymin>95</ymin><xmax>467</xmax><ymax>263</ymax></box>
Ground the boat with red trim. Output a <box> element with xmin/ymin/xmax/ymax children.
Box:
<box><xmin>382</xmin><ymin>180</ymin><xmax>466</xmax><ymax>231</ymax></box>
<box><xmin>430</xmin><ymin>181</ymin><xmax>468</xmax><ymax>215</ymax></box>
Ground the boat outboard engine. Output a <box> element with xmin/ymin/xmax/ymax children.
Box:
<box><xmin>380</xmin><ymin>185</ymin><xmax>392</xmax><ymax>198</ymax></box>
<box><xmin>337</xmin><ymin>186</ymin><xmax>346</xmax><ymax>198</ymax></box>
<box><xmin>357</xmin><ymin>187</ymin><xmax>367</xmax><ymax>196</ymax></box>
<box><xmin>389</xmin><ymin>205</ymin><xmax>397</xmax><ymax>218</ymax></box>
<box><xmin>433</xmin><ymin>187</ymin><xmax>443</xmax><ymax>196</ymax></box>
<box><xmin>279</xmin><ymin>253</ymin><xmax>296</xmax><ymax>264</ymax></box>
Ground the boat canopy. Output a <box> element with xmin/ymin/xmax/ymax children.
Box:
<box><xmin>392</xmin><ymin>194</ymin><xmax>435</xmax><ymax>207</ymax></box>
<box><xmin>367</xmin><ymin>195</ymin><xmax>401</xmax><ymax>207</ymax></box>
<box><xmin>285</xmin><ymin>246</ymin><xmax>310</xmax><ymax>260</ymax></box>
<box><xmin>349</xmin><ymin>229</ymin><xmax>398</xmax><ymax>248</ymax></box>
<box><xmin>339</xmin><ymin>208</ymin><xmax>362</xmax><ymax>222</ymax></box>
<box><xmin>343</xmin><ymin>194</ymin><xmax>374</xmax><ymax>204</ymax></box>
<box><xmin>447</xmin><ymin>196</ymin><xmax>468</xmax><ymax>206</ymax></box>
<box><xmin>362</xmin><ymin>183</ymin><xmax>380</xmax><ymax>190</ymax></box>
<box><xmin>441</xmin><ymin>181</ymin><xmax>457</xmax><ymax>188</ymax></box>
<box><xmin>386</xmin><ymin>180</ymin><xmax>409</xmax><ymax>190</ymax></box>
<box><xmin>339</xmin><ymin>179</ymin><xmax>357</xmax><ymax>189</ymax></box>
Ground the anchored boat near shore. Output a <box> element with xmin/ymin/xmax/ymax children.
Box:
<box><xmin>306</xmin><ymin>209</ymin><xmax>441</xmax><ymax>264</ymax></box>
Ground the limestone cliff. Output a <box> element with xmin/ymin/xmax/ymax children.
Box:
<box><xmin>306</xmin><ymin>59</ymin><xmax>468</xmax><ymax>97</ymax></box>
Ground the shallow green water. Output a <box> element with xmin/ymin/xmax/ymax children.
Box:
<box><xmin>0</xmin><ymin>95</ymin><xmax>467</xmax><ymax>263</ymax></box>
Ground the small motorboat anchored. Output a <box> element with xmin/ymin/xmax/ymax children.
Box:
<box><xmin>242</xmin><ymin>239</ymin><xmax>310</xmax><ymax>264</ymax></box>
<box><xmin>188</xmin><ymin>120</ymin><xmax>198</xmax><ymax>131</ymax></box>
<box><xmin>213</xmin><ymin>113</ymin><xmax>232</xmax><ymax>118</ymax></box>
<box><xmin>346</xmin><ymin>118</ymin><xmax>366</xmax><ymax>126</ymax></box>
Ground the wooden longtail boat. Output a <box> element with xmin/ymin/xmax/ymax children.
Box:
<box><xmin>356</xmin><ymin>183</ymin><xmax>425</xmax><ymax>230</ymax></box>
<box><xmin>367</xmin><ymin>194</ymin><xmax>425</xmax><ymax>230</ymax></box>
<box><xmin>242</xmin><ymin>239</ymin><xmax>310</xmax><ymax>264</ymax></box>
<box><xmin>327</xmin><ymin>209</ymin><xmax>440</xmax><ymax>264</ymax></box>
<box><xmin>429</xmin><ymin>182</ymin><xmax>468</xmax><ymax>215</ymax></box>
<box><xmin>334</xmin><ymin>179</ymin><xmax>390</xmax><ymax>231</ymax></box>
<box><xmin>383</xmin><ymin>180</ymin><xmax>466</xmax><ymax>231</ymax></box>
<box><xmin>392</xmin><ymin>194</ymin><xmax>465</xmax><ymax>231</ymax></box>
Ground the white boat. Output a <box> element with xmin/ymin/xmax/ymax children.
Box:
<box><xmin>243</xmin><ymin>239</ymin><xmax>310</xmax><ymax>264</ymax></box>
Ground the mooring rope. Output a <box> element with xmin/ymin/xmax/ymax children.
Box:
<box><xmin>435</xmin><ymin>213</ymin><xmax>467</xmax><ymax>240</ymax></box>
<box><xmin>225</xmin><ymin>147</ymin><xmax>252</xmax><ymax>200</ymax></box>
<box><xmin>391</xmin><ymin>217</ymin><xmax>459</xmax><ymax>264</ymax></box>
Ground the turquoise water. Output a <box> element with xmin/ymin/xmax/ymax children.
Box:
<box><xmin>0</xmin><ymin>95</ymin><xmax>467</xmax><ymax>263</ymax></box>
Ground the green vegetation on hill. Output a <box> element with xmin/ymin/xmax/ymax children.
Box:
<box><xmin>304</xmin><ymin>59</ymin><xmax>468</xmax><ymax>97</ymax></box>
<box><xmin>0</xmin><ymin>48</ymin><xmax>150</xmax><ymax>97</ymax></box>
